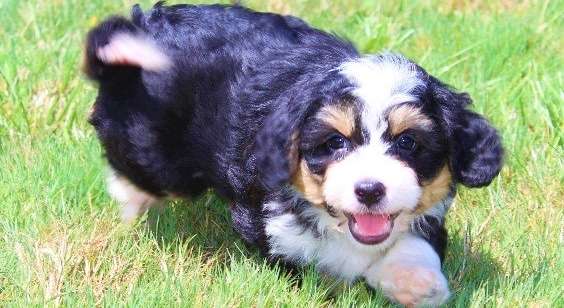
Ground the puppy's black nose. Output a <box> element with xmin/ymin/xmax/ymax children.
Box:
<box><xmin>354</xmin><ymin>180</ymin><xmax>386</xmax><ymax>206</ymax></box>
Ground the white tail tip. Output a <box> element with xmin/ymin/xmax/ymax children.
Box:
<box><xmin>96</xmin><ymin>33</ymin><xmax>172</xmax><ymax>72</ymax></box>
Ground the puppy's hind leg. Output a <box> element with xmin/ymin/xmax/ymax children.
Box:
<box><xmin>107</xmin><ymin>170</ymin><xmax>160</xmax><ymax>222</ymax></box>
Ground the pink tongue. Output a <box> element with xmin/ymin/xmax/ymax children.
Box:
<box><xmin>353</xmin><ymin>214</ymin><xmax>391</xmax><ymax>236</ymax></box>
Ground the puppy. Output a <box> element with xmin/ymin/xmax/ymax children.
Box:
<box><xmin>84</xmin><ymin>3</ymin><xmax>503</xmax><ymax>306</ymax></box>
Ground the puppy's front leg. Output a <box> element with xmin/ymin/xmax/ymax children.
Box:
<box><xmin>365</xmin><ymin>235</ymin><xmax>450</xmax><ymax>307</ymax></box>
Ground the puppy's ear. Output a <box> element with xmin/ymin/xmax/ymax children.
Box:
<box><xmin>451</xmin><ymin>109</ymin><xmax>503</xmax><ymax>187</ymax></box>
<box><xmin>433</xmin><ymin>82</ymin><xmax>504</xmax><ymax>187</ymax></box>
<box><xmin>253</xmin><ymin>101</ymin><xmax>314</xmax><ymax>190</ymax></box>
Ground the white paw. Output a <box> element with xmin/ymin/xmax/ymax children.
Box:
<box><xmin>120</xmin><ymin>202</ymin><xmax>149</xmax><ymax>222</ymax></box>
<box><xmin>378</xmin><ymin>264</ymin><xmax>449</xmax><ymax>307</ymax></box>
<box><xmin>107</xmin><ymin>171</ymin><xmax>160</xmax><ymax>222</ymax></box>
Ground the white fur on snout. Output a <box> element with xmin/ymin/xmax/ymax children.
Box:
<box><xmin>323</xmin><ymin>146</ymin><xmax>421</xmax><ymax>216</ymax></box>
<box><xmin>97</xmin><ymin>33</ymin><xmax>171</xmax><ymax>71</ymax></box>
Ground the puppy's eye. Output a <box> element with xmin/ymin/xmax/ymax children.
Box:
<box><xmin>326</xmin><ymin>135</ymin><xmax>348</xmax><ymax>150</ymax></box>
<box><xmin>397</xmin><ymin>135</ymin><xmax>416</xmax><ymax>152</ymax></box>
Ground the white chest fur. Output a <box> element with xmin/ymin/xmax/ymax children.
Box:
<box><xmin>264</xmin><ymin>202</ymin><xmax>450</xmax><ymax>306</ymax></box>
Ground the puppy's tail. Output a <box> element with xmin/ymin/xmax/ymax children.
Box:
<box><xmin>83</xmin><ymin>15</ymin><xmax>171</xmax><ymax>83</ymax></box>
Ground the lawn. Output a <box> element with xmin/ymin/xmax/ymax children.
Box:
<box><xmin>0</xmin><ymin>0</ymin><xmax>562</xmax><ymax>306</ymax></box>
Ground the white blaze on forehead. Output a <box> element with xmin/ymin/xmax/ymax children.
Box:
<box><xmin>339</xmin><ymin>54</ymin><xmax>424</xmax><ymax>134</ymax></box>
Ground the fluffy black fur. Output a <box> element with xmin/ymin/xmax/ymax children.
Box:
<box><xmin>85</xmin><ymin>3</ymin><xmax>503</xmax><ymax>269</ymax></box>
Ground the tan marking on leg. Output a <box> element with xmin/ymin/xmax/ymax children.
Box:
<box><xmin>416</xmin><ymin>166</ymin><xmax>452</xmax><ymax>213</ymax></box>
<box><xmin>317</xmin><ymin>105</ymin><xmax>356</xmax><ymax>137</ymax></box>
<box><xmin>291</xmin><ymin>160</ymin><xmax>325</xmax><ymax>207</ymax></box>
<box><xmin>388</xmin><ymin>105</ymin><xmax>433</xmax><ymax>136</ymax></box>
<box><xmin>386</xmin><ymin>264</ymin><xmax>449</xmax><ymax>307</ymax></box>
<box><xmin>366</xmin><ymin>235</ymin><xmax>450</xmax><ymax>306</ymax></box>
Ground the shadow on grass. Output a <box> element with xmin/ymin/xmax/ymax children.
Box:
<box><xmin>142</xmin><ymin>193</ymin><xmax>504</xmax><ymax>306</ymax></box>
<box><xmin>444</xmin><ymin>231</ymin><xmax>504</xmax><ymax>307</ymax></box>
<box><xmin>144</xmin><ymin>192</ymin><xmax>244</xmax><ymax>254</ymax></box>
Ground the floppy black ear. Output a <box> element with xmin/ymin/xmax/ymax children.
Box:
<box><xmin>430</xmin><ymin>78</ymin><xmax>503</xmax><ymax>187</ymax></box>
<box><xmin>253</xmin><ymin>100</ymin><xmax>314</xmax><ymax>190</ymax></box>
<box><xmin>450</xmin><ymin>109</ymin><xmax>503</xmax><ymax>187</ymax></box>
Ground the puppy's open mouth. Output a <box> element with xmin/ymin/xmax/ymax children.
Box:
<box><xmin>344</xmin><ymin>212</ymin><xmax>399</xmax><ymax>245</ymax></box>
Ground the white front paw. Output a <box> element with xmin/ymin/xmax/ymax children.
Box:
<box><xmin>375</xmin><ymin>264</ymin><xmax>450</xmax><ymax>307</ymax></box>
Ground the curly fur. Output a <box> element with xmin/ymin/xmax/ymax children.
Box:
<box><xmin>85</xmin><ymin>3</ymin><xmax>503</xmax><ymax>306</ymax></box>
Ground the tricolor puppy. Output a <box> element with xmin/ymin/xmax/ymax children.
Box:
<box><xmin>85</xmin><ymin>3</ymin><xmax>503</xmax><ymax>306</ymax></box>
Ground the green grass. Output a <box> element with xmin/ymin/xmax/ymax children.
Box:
<box><xmin>0</xmin><ymin>0</ymin><xmax>562</xmax><ymax>306</ymax></box>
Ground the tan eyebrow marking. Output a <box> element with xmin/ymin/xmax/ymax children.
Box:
<box><xmin>387</xmin><ymin>104</ymin><xmax>433</xmax><ymax>136</ymax></box>
<box><xmin>317</xmin><ymin>105</ymin><xmax>356</xmax><ymax>137</ymax></box>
